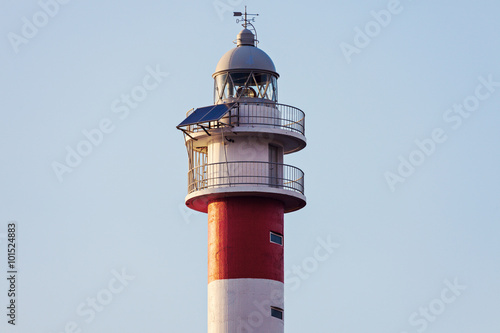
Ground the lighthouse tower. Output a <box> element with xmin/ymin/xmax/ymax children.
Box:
<box><xmin>177</xmin><ymin>10</ymin><xmax>306</xmax><ymax>332</ymax></box>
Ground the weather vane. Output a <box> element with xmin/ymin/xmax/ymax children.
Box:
<box><xmin>233</xmin><ymin>6</ymin><xmax>259</xmax><ymax>29</ymax></box>
<box><xmin>233</xmin><ymin>6</ymin><xmax>259</xmax><ymax>44</ymax></box>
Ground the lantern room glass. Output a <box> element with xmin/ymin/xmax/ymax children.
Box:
<box><xmin>214</xmin><ymin>71</ymin><xmax>278</xmax><ymax>103</ymax></box>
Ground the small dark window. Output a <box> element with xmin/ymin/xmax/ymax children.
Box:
<box><xmin>271</xmin><ymin>307</ymin><xmax>283</xmax><ymax>320</ymax></box>
<box><xmin>270</xmin><ymin>232</ymin><xmax>283</xmax><ymax>245</ymax></box>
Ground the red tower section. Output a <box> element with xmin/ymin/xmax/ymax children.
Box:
<box><xmin>208</xmin><ymin>197</ymin><xmax>284</xmax><ymax>283</ymax></box>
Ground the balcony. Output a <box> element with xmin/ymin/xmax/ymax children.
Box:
<box><xmin>188</xmin><ymin>161</ymin><xmax>304</xmax><ymax>195</ymax></box>
<box><xmin>182</xmin><ymin>102</ymin><xmax>305</xmax><ymax>136</ymax></box>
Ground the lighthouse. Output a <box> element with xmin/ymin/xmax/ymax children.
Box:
<box><xmin>177</xmin><ymin>9</ymin><xmax>306</xmax><ymax>332</ymax></box>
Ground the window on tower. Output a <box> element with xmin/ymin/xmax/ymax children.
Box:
<box><xmin>270</xmin><ymin>231</ymin><xmax>283</xmax><ymax>245</ymax></box>
<box><xmin>271</xmin><ymin>307</ymin><xmax>283</xmax><ymax>320</ymax></box>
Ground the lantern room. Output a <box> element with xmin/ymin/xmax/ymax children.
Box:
<box><xmin>213</xmin><ymin>28</ymin><xmax>279</xmax><ymax>103</ymax></box>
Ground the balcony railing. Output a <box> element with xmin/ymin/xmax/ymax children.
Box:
<box><xmin>188</xmin><ymin>161</ymin><xmax>304</xmax><ymax>195</ymax></box>
<box><xmin>184</xmin><ymin>102</ymin><xmax>305</xmax><ymax>136</ymax></box>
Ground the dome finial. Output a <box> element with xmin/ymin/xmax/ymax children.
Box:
<box><xmin>236</xmin><ymin>29</ymin><xmax>255</xmax><ymax>47</ymax></box>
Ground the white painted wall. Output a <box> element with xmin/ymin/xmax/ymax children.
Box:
<box><xmin>208</xmin><ymin>278</ymin><xmax>284</xmax><ymax>333</ymax></box>
<box><xmin>206</xmin><ymin>127</ymin><xmax>284</xmax><ymax>189</ymax></box>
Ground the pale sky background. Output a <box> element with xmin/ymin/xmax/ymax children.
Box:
<box><xmin>1</xmin><ymin>0</ymin><xmax>499</xmax><ymax>332</ymax></box>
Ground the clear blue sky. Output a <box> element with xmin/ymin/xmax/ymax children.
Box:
<box><xmin>1</xmin><ymin>0</ymin><xmax>499</xmax><ymax>332</ymax></box>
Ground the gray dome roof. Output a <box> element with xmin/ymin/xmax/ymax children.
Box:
<box><xmin>213</xmin><ymin>29</ymin><xmax>278</xmax><ymax>76</ymax></box>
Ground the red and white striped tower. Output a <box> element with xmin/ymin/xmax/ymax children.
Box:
<box><xmin>177</xmin><ymin>10</ymin><xmax>306</xmax><ymax>332</ymax></box>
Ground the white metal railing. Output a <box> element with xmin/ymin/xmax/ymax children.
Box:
<box><xmin>183</xmin><ymin>102</ymin><xmax>305</xmax><ymax>136</ymax></box>
<box><xmin>187</xmin><ymin>161</ymin><xmax>304</xmax><ymax>195</ymax></box>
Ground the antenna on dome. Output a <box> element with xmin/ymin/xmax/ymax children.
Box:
<box><xmin>233</xmin><ymin>6</ymin><xmax>259</xmax><ymax>45</ymax></box>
